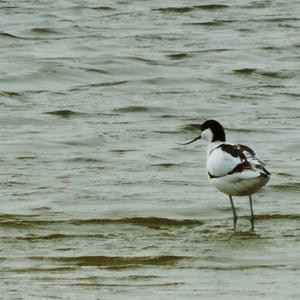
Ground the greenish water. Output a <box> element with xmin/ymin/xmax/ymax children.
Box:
<box><xmin>0</xmin><ymin>0</ymin><xmax>300</xmax><ymax>299</ymax></box>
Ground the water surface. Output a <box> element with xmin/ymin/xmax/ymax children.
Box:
<box><xmin>0</xmin><ymin>0</ymin><xmax>300</xmax><ymax>299</ymax></box>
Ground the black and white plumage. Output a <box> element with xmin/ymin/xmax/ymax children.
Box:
<box><xmin>182</xmin><ymin>119</ymin><xmax>270</xmax><ymax>231</ymax></box>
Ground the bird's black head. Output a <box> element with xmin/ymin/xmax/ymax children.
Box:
<box><xmin>201</xmin><ymin>119</ymin><xmax>226</xmax><ymax>142</ymax></box>
<box><xmin>180</xmin><ymin>119</ymin><xmax>226</xmax><ymax>145</ymax></box>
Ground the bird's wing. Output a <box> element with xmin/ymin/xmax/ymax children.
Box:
<box><xmin>237</xmin><ymin>144</ymin><xmax>270</xmax><ymax>176</ymax></box>
<box><xmin>237</xmin><ymin>144</ymin><xmax>265</xmax><ymax>165</ymax></box>
<box><xmin>207</xmin><ymin>143</ymin><xmax>270</xmax><ymax>178</ymax></box>
<box><xmin>207</xmin><ymin>143</ymin><xmax>249</xmax><ymax>177</ymax></box>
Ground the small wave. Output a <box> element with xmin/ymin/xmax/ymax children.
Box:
<box><xmin>113</xmin><ymin>106</ymin><xmax>158</xmax><ymax>113</ymax></box>
<box><xmin>91</xmin><ymin>6</ymin><xmax>113</xmax><ymax>10</ymax></box>
<box><xmin>198</xmin><ymin>264</ymin><xmax>287</xmax><ymax>271</ymax></box>
<box><xmin>45</xmin><ymin>110</ymin><xmax>85</xmax><ymax>118</ymax></box>
<box><xmin>2</xmin><ymin>181</ymin><xmax>28</xmax><ymax>187</ymax></box>
<box><xmin>280</xmin><ymin>92</ymin><xmax>300</xmax><ymax>98</ymax></box>
<box><xmin>184</xmin><ymin>20</ymin><xmax>234</xmax><ymax>26</ymax></box>
<box><xmin>127</xmin><ymin>275</ymin><xmax>160</xmax><ymax>280</ymax></box>
<box><xmin>70</xmin><ymin>80</ymin><xmax>127</xmax><ymax>91</ymax></box>
<box><xmin>77</xmin><ymin>67</ymin><xmax>109</xmax><ymax>74</ymax></box>
<box><xmin>0</xmin><ymin>219</ymin><xmax>54</xmax><ymax>228</ymax></box>
<box><xmin>155</xmin><ymin>4</ymin><xmax>229</xmax><ymax>13</ymax></box>
<box><xmin>18</xmin><ymin>233</ymin><xmax>107</xmax><ymax>241</ymax></box>
<box><xmin>65</xmin><ymin>157</ymin><xmax>103</xmax><ymax>163</ymax></box>
<box><xmin>227</xmin><ymin>127</ymin><xmax>276</xmax><ymax>133</ymax></box>
<box><xmin>134</xmin><ymin>34</ymin><xmax>179</xmax><ymax>41</ymax></box>
<box><xmin>181</xmin><ymin>124</ymin><xmax>202</xmax><ymax>132</ymax></box>
<box><xmin>70</xmin><ymin>282</ymin><xmax>185</xmax><ymax>288</ymax></box>
<box><xmin>0</xmin><ymin>32</ymin><xmax>25</xmax><ymax>39</ymax></box>
<box><xmin>257</xmin><ymin>70</ymin><xmax>296</xmax><ymax>79</ymax></box>
<box><xmin>0</xmin><ymin>213</ymin><xmax>38</xmax><ymax>221</ymax></box>
<box><xmin>3</xmin><ymin>267</ymin><xmax>76</xmax><ymax>273</ymax></box>
<box><xmin>233</xmin><ymin>68</ymin><xmax>256</xmax><ymax>75</ymax></box>
<box><xmin>0</xmin><ymin>91</ymin><xmax>24</xmax><ymax>97</ymax></box>
<box><xmin>191</xmin><ymin>4</ymin><xmax>229</xmax><ymax>10</ymax></box>
<box><xmin>0</xmin><ymin>215</ymin><xmax>203</xmax><ymax>228</ymax></box>
<box><xmin>167</xmin><ymin>53</ymin><xmax>192</xmax><ymax>60</ymax></box>
<box><xmin>191</xmin><ymin>48</ymin><xmax>229</xmax><ymax>54</ymax></box>
<box><xmin>89</xmin><ymin>80</ymin><xmax>127</xmax><ymax>88</ymax></box>
<box><xmin>276</xmin><ymin>172</ymin><xmax>293</xmax><ymax>178</ymax></box>
<box><xmin>110</xmin><ymin>149</ymin><xmax>136</xmax><ymax>154</ymax></box>
<box><xmin>150</xmin><ymin>163</ymin><xmax>178</xmax><ymax>168</ymax></box>
<box><xmin>260</xmin><ymin>17</ymin><xmax>300</xmax><ymax>23</ymax></box>
<box><xmin>261</xmin><ymin>46</ymin><xmax>284</xmax><ymax>51</ymax></box>
<box><xmin>270</xmin><ymin>183</ymin><xmax>300</xmax><ymax>192</ymax></box>
<box><xmin>127</xmin><ymin>56</ymin><xmax>159</xmax><ymax>64</ymax></box>
<box><xmin>16</xmin><ymin>156</ymin><xmax>36</xmax><ymax>160</ymax></box>
<box><xmin>72</xmin><ymin>282</ymin><xmax>183</xmax><ymax>287</ymax></box>
<box><xmin>71</xmin><ymin>217</ymin><xmax>203</xmax><ymax>227</ymax></box>
<box><xmin>31</xmin><ymin>27</ymin><xmax>59</xmax><ymax>34</ymax></box>
<box><xmin>29</xmin><ymin>255</ymin><xmax>191</xmax><ymax>268</ymax></box>
<box><xmin>233</xmin><ymin>68</ymin><xmax>296</xmax><ymax>79</ymax></box>
<box><xmin>257</xmin><ymin>84</ymin><xmax>285</xmax><ymax>89</ymax></box>
<box><xmin>256</xmin><ymin>214</ymin><xmax>300</xmax><ymax>220</ymax></box>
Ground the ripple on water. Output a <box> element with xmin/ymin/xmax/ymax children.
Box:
<box><xmin>270</xmin><ymin>182</ymin><xmax>300</xmax><ymax>192</ymax></box>
<box><xmin>0</xmin><ymin>215</ymin><xmax>203</xmax><ymax>229</ymax></box>
<box><xmin>255</xmin><ymin>213</ymin><xmax>300</xmax><ymax>220</ymax></box>
<box><xmin>90</xmin><ymin>6</ymin><xmax>114</xmax><ymax>11</ymax></box>
<box><xmin>183</xmin><ymin>20</ymin><xmax>235</xmax><ymax>26</ymax></box>
<box><xmin>180</xmin><ymin>123</ymin><xmax>202</xmax><ymax>132</ymax></box>
<box><xmin>28</xmin><ymin>255</ymin><xmax>192</xmax><ymax>268</ymax></box>
<box><xmin>71</xmin><ymin>217</ymin><xmax>204</xmax><ymax>228</ymax></box>
<box><xmin>233</xmin><ymin>68</ymin><xmax>257</xmax><ymax>75</ymax></box>
<box><xmin>166</xmin><ymin>53</ymin><xmax>192</xmax><ymax>60</ymax></box>
<box><xmin>113</xmin><ymin>106</ymin><xmax>165</xmax><ymax>113</ymax></box>
<box><xmin>150</xmin><ymin>163</ymin><xmax>178</xmax><ymax>168</ymax></box>
<box><xmin>0</xmin><ymin>91</ymin><xmax>24</xmax><ymax>97</ymax></box>
<box><xmin>0</xmin><ymin>32</ymin><xmax>26</xmax><ymax>39</ymax></box>
<box><xmin>154</xmin><ymin>4</ymin><xmax>229</xmax><ymax>13</ymax></box>
<box><xmin>1</xmin><ymin>0</ymin><xmax>300</xmax><ymax>298</ymax></box>
<box><xmin>233</xmin><ymin>68</ymin><xmax>297</xmax><ymax>79</ymax></box>
<box><xmin>64</xmin><ymin>157</ymin><xmax>104</xmax><ymax>163</ymax></box>
<box><xmin>30</xmin><ymin>27</ymin><xmax>60</xmax><ymax>34</ymax></box>
<box><xmin>45</xmin><ymin>110</ymin><xmax>84</xmax><ymax>118</ymax></box>
<box><xmin>69</xmin><ymin>80</ymin><xmax>127</xmax><ymax>91</ymax></box>
<box><xmin>18</xmin><ymin>233</ymin><xmax>108</xmax><ymax>241</ymax></box>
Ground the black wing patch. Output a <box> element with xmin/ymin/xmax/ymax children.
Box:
<box><xmin>228</xmin><ymin>160</ymin><xmax>252</xmax><ymax>175</ymax></box>
<box><xmin>219</xmin><ymin>144</ymin><xmax>246</xmax><ymax>160</ymax></box>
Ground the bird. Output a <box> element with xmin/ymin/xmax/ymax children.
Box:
<box><xmin>181</xmin><ymin>119</ymin><xmax>270</xmax><ymax>232</ymax></box>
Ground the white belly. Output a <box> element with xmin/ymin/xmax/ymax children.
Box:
<box><xmin>209</xmin><ymin>174</ymin><xmax>270</xmax><ymax>196</ymax></box>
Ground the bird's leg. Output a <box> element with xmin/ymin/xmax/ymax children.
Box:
<box><xmin>229</xmin><ymin>195</ymin><xmax>238</xmax><ymax>231</ymax></box>
<box><xmin>249</xmin><ymin>195</ymin><xmax>255</xmax><ymax>232</ymax></box>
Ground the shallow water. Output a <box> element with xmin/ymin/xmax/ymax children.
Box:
<box><xmin>0</xmin><ymin>0</ymin><xmax>300</xmax><ymax>299</ymax></box>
